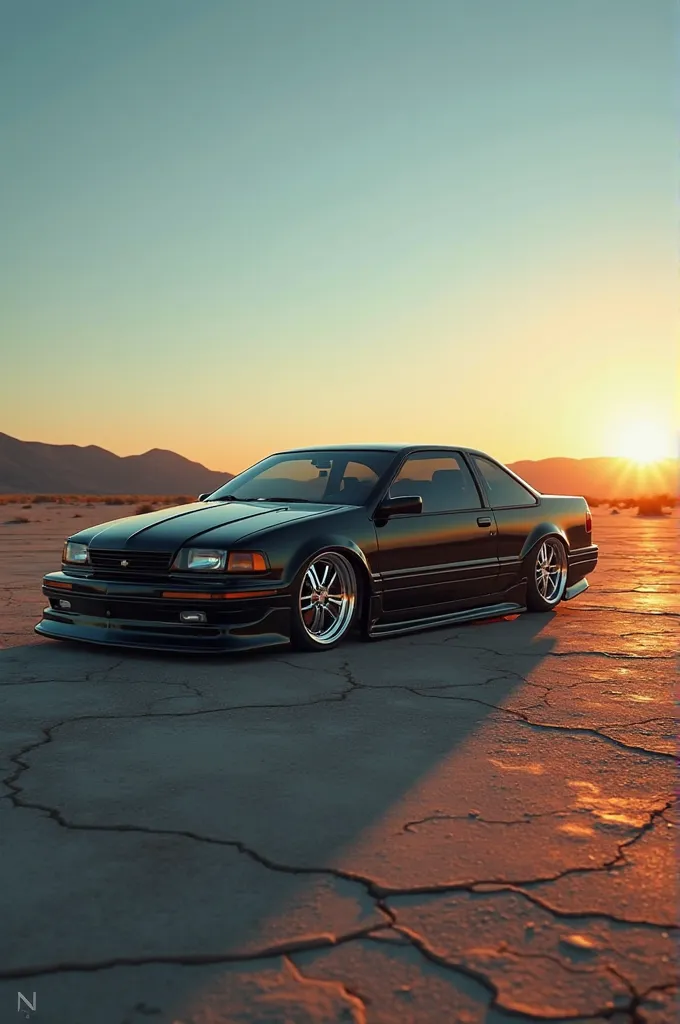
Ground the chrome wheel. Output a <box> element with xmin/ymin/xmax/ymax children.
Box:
<box><xmin>299</xmin><ymin>552</ymin><xmax>357</xmax><ymax>645</ymax></box>
<box><xmin>535</xmin><ymin>539</ymin><xmax>567</xmax><ymax>605</ymax></box>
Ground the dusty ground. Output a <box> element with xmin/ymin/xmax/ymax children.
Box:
<box><xmin>0</xmin><ymin>504</ymin><xmax>677</xmax><ymax>1024</ymax></box>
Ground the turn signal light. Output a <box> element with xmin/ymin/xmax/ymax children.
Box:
<box><xmin>162</xmin><ymin>589</ymin><xmax>276</xmax><ymax>600</ymax></box>
<box><xmin>227</xmin><ymin>551</ymin><xmax>268</xmax><ymax>572</ymax></box>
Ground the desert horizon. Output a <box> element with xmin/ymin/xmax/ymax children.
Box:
<box><xmin>1</xmin><ymin>429</ymin><xmax>678</xmax><ymax>501</ymax></box>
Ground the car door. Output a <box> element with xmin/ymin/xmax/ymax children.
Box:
<box><xmin>373</xmin><ymin>450</ymin><xmax>500</xmax><ymax>619</ymax></box>
<box><xmin>468</xmin><ymin>455</ymin><xmax>541</xmax><ymax>593</ymax></box>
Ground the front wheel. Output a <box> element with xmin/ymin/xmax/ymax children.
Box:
<box><xmin>290</xmin><ymin>551</ymin><xmax>358</xmax><ymax>651</ymax></box>
<box><xmin>525</xmin><ymin>537</ymin><xmax>568</xmax><ymax>612</ymax></box>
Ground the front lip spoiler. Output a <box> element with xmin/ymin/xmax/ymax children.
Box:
<box><xmin>35</xmin><ymin>608</ymin><xmax>291</xmax><ymax>654</ymax></box>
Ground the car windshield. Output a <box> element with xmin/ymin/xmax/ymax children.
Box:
<box><xmin>207</xmin><ymin>450</ymin><xmax>398</xmax><ymax>506</ymax></box>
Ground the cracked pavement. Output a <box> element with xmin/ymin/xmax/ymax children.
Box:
<box><xmin>0</xmin><ymin>504</ymin><xmax>678</xmax><ymax>1022</ymax></box>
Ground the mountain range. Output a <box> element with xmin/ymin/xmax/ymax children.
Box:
<box><xmin>0</xmin><ymin>432</ymin><xmax>676</xmax><ymax>499</ymax></box>
<box><xmin>0</xmin><ymin>432</ymin><xmax>232</xmax><ymax>496</ymax></box>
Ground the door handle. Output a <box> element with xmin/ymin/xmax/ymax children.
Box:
<box><xmin>477</xmin><ymin>516</ymin><xmax>492</xmax><ymax>527</ymax></box>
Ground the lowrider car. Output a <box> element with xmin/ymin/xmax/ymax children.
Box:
<box><xmin>36</xmin><ymin>444</ymin><xmax>598</xmax><ymax>653</ymax></box>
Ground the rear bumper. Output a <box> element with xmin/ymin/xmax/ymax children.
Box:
<box><xmin>35</xmin><ymin>572</ymin><xmax>292</xmax><ymax>653</ymax></box>
<box><xmin>567</xmin><ymin>544</ymin><xmax>598</xmax><ymax>586</ymax></box>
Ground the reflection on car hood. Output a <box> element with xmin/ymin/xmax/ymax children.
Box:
<box><xmin>70</xmin><ymin>500</ymin><xmax>345</xmax><ymax>552</ymax></box>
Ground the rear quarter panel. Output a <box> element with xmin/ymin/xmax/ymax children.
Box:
<box><xmin>493</xmin><ymin>494</ymin><xmax>593</xmax><ymax>596</ymax></box>
<box><xmin>490</xmin><ymin>496</ymin><xmax>589</xmax><ymax>564</ymax></box>
<box><xmin>533</xmin><ymin>495</ymin><xmax>592</xmax><ymax>553</ymax></box>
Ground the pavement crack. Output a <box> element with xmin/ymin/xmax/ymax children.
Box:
<box><xmin>405</xmin><ymin>688</ymin><xmax>677</xmax><ymax>760</ymax></box>
<box><xmin>465</xmin><ymin>883</ymin><xmax>679</xmax><ymax>931</ymax></box>
<box><xmin>0</xmin><ymin>923</ymin><xmax>389</xmax><ymax>982</ymax></box>
<box><xmin>283</xmin><ymin>955</ymin><xmax>368</xmax><ymax>1022</ymax></box>
<box><xmin>277</xmin><ymin>659</ymin><xmax>345</xmax><ymax>678</ymax></box>
<box><xmin>79</xmin><ymin>659</ymin><xmax>126</xmax><ymax>683</ymax></box>
<box><xmin>389</xmin><ymin>921</ymin><xmax>635</xmax><ymax>1021</ymax></box>
<box><xmin>401</xmin><ymin>810</ymin><xmax>560</xmax><ymax>833</ymax></box>
<box><xmin>510</xmin><ymin>798</ymin><xmax>678</xmax><ymax>898</ymax></box>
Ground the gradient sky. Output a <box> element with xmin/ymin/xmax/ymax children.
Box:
<box><xmin>1</xmin><ymin>0</ymin><xmax>676</xmax><ymax>473</ymax></box>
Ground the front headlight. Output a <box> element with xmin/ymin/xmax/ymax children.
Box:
<box><xmin>186</xmin><ymin>549</ymin><xmax>228</xmax><ymax>571</ymax></box>
<box><xmin>63</xmin><ymin>541</ymin><xmax>89</xmax><ymax>564</ymax></box>
<box><xmin>173</xmin><ymin>549</ymin><xmax>269</xmax><ymax>572</ymax></box>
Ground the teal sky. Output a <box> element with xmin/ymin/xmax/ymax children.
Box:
<box><xmin>1</xmin><ymin>0</ymin><xmax>676</xmax><ymax>473</ymax></box>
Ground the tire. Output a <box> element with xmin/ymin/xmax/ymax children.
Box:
<box><xmin>290</xmin><ymin>550</ymin><xmax>359</xmax><ymax>651</ymax></box>
<box><xmin>525</xmin><ymin>537</ymin><xmax>568</xmax><ymax>612</ymax></box>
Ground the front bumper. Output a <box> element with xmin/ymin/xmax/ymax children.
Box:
<box><xmin>35</xmin><ymin>572</ymin><xmax>292</xmax><ymax>653</ymax></box>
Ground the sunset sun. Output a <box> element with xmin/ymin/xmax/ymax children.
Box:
<box><xmin>615</xmin><ymin>420</ymin><xmax>674</xmax><ymax>465</ymax></box>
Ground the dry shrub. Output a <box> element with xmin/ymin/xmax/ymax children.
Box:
<box><xmin>135</xmin><ymin>503</ymin><xmax>155</xmax><ymax>515</ymax></box>
<box><xmin>5</xmin><ymin>515</ymin><xmax>30</xmax><ymax>524</ymax></box>
<box><xmin>637</xmin><ymin>496</ymin><xmax>669</xmax><ymax>517</ymax></box>
<box><xmin>105</xmin><ymin>497</ymin><xmax>127</xmax><ymax>505</ymax></box>
<box><xmin>22</xmin><ymin>504</ymin><xmax>32</xmax><ymax>509</ymax></box>
<box><xmin>32</xmin><ymin>495</ymin><xmax>52</xmax><ymax>504</ymax></box>
<box><xmin>73</xmin><ymin>513</ymin><xmax>83</xmax><ymax>518</ymax></box>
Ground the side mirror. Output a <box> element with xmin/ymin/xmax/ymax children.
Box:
<box><xmin>197</xmin><ymin>493</ymin><xmax>209</xmax><ymax>502</ymax></box>
<box><xmin>376</xmin><ymin>494</ymin><xmax>423</xmax><ymax>518</ymax></box>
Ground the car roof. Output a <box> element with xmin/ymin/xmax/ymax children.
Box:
<box><xmin>274</xmin><ymin>443</ymin><xmax>492</xmax><ymax>457</ymax></box>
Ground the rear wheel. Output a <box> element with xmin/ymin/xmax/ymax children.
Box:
<box><xmin>525</xmin><ymin>537</ymin><xmax>568</xmax><ymax>612</ymax></box>
<box><xmin>290</xmin><ymin>551</ymin><xmax>358</xmax><ymax>651</ymax></box>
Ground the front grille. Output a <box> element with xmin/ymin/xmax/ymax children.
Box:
<box><xmin>88</xmin><ymin>550</ymin><xmax>173</xmax><ymax>573</ymax></box>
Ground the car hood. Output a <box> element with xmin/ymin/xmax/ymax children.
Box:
<box><xmin>71</xmin><ymin>500</ymin><xmax>345</xmax><ymax>552</ymax></box>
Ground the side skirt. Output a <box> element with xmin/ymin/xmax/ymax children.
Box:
<box><xmin>563</xmin><ymin>578</ymin><xmax>589</xmax><ymax>601</ymax></box>
<box><xmin>368</xmin><ymin>601</ymin><xmax>526</xmax><ymax>639</ymax></box>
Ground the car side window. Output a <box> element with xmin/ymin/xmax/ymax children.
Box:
<box><xmin>472</xmin><ymin>457</ymin><xmax>537</xmax><ymax>508</ymax></box>
<box><xmin>389</xmin><ymin>453</ymin><xmax>482</xmax><ymax>513</ymax></box>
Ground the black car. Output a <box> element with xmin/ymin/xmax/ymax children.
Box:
<box><xmin>36</xmin><ymin>445</ymin><xmax>598</xmax><ymax>654</ymax></box>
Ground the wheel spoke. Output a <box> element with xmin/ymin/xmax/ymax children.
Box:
<box><xmin>310</xmin><ymin>605</ymin><xmax>324</xmax><ymax>632</ymax></box>
<box><xmin>308</xmin><ymin>564</ymin><xmax>322</xmax><ymax>589</ymax></box>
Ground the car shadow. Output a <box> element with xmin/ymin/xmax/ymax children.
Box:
<box><xmin>0</xmin><ymin>612</ymin><xmax>558</xmax><ymax>1016</ymax></box>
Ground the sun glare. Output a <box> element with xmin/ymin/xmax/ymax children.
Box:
<box><xmin>614</xmin><ymin>420</ymin><xmax>675</xmax><ymax>465</ymax></box>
